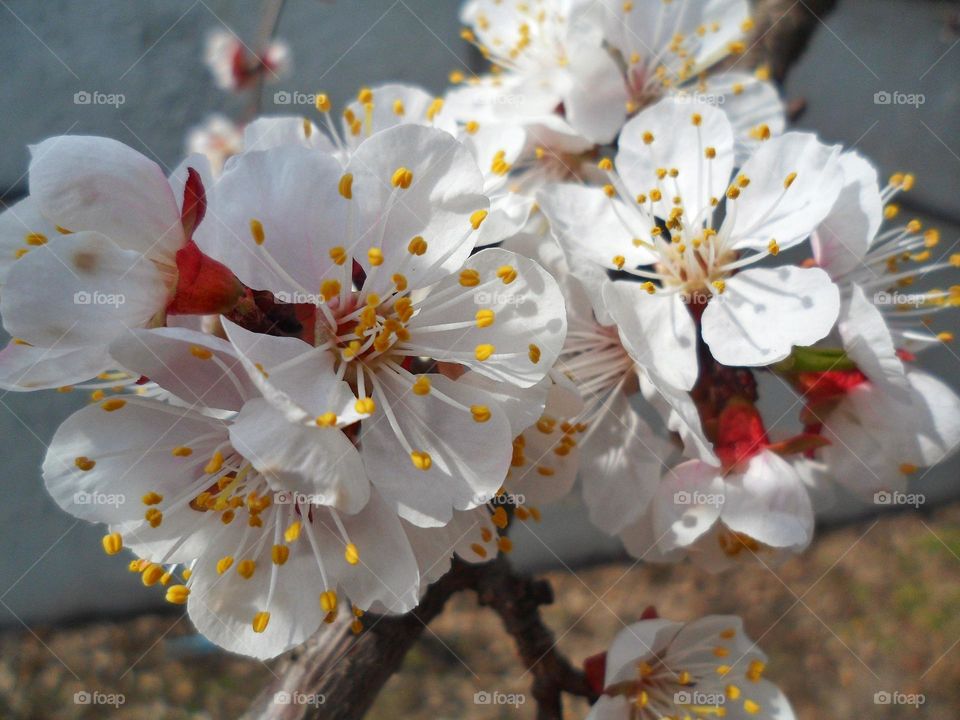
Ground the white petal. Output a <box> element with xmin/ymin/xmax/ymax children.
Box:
<box><xmin>342</xmin><ymin>84</ymin><xmax>457</xmax><ymax>148</ymax></box>
<box><xmin>0</xmin><ymin>197</ymin><xmax>59</xmax><ymax>287</ymax></box>
<box><xmin>697</xmin><ymin>73</ymin><xmax>786</xmax><ymax>162</ymax></box>
<box><xmin>456</xmin><ymin>370</ymin><xmax>550</xmax><ymax>438</ymax></box>
<box><xmin>475</xmin><ymin>191</ymin><xmax>535</xmax><ymax>247</ymax></box>
<box><xmin>362</xmin><ymin>369</ymin><xmax>512</xmax><ymax>527</ymax></box>
<box><xmin>29</xmin><ymin>136</ymin><xmax>184</xmax><ymax>261</ymax></box>
<box><xmin>639</xmin><ymin>370</ymin><xmax>718</xmax><ymax>464</ymax></box>
<box><xmin>0</xmin><ymin>341</ymin><xmax>108</xmax><ymax>391</ymax></box>
<box><xmin>194</xmin><ymin>145</ymin><xmax>349</xmax><ymax>297</ymax></box>
<box><xmin>652</xmin><ymin>460</ymin><xmax>725</xmax><ymax>551</ymax></box>
<box><xmin>721</xmin><ymin>451</ymin><xmax>814</xmax><ymax>550</ymax></box>
<box><xmin>109</xmin><ymin>327</ymin><xmax>256</xmax><ymax>412</ymax></box>
<box><xmin>222</xmin><ymin>318</ymin><xmax>359</xmax><ymax>424</ymax></box>
<box><xmin>605</xmin><ymin>619</ymin><xmax>682</xmax><ymax>686</ymax></box>
<box><xmin>537</xmin><ymin>183</ymin><xmax>657</xmax><ymax>270</ymax></box>
<box><xmin>348</xmin><ymin>125</ymin><xmax>487</xmax><ymax>295</ymax></box>
<box><xmin>230</xmin><ymin>398</ymin><xmax>369</xmax><ymax>514</ymax></box>
<box><xmin>564</xmin><ymin>44</ymin><xmax>628</xmax><ymax>144</ymax></box>
<box><xmin>701</xmin><ymin>265</ymin><xmax>840</xmax><ymax>367</ymax></box>
<box><xmin>617</xmin><ymin>96</ymin><xmax>734</xmax><ymax>219</ymax></box>
<box><xmin>602</xmin><ymin>281</ymin><xmax>698</xmax><ymax>391</ymax></box>
<box><xmin>811</xmin><ymin>151</ymin><xmax>882</xmax><ymax>278</ymax></box>
<box><xmin>723</xmin><ymin>132</ymin><xmax>843</xmax><ymax>252</ymax></box>
<box><xmin>242</xmin><ymin>116</ymin><xmax>333</xmax><ymax>153</ymax></box>
<box><xmin>1</xmin><ymin>231</ymin><xmax>170</xmax><ymax>349</ymax></box>
<box><xmin>838</xmin><ymin>283</ymin><xmax>907</xmax><ymax>394</ymax></box>
<box><xmin>903</xmin><ymin>369</ymin><xmax>960</xmax><ymax>468</ymax></box>
<box><xmin>405</xmin><ymin>248</ymin><xmax>567</xmax><ymax>387</ymax></box>
<box><xmin>581</xmin><ymin>393</ymin><xmax>672</xmax><ymax>534</ymax></box>
<box><xmin>585</xmin><ymin>695</ymin><xmax>630</xmax><ymax>720</ymax></box>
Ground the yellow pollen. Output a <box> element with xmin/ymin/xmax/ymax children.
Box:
<box><xmin>408</xmin><ymin>236</ymin><xmax>428</xmax><ymax>255</ymax></box>
<box><xmin>613</xmin><ymin>254</ymin><xmax>626</xmax><ymax>269</ymax></box>
<box><xmin>102</xmin><ymin>533</ymin><xmax>123</xmax><ymax>555</ymax></box>
<box><xmin>392</xmin><ymin>273</ymin><xmax>408</xmax><ymax>292</ymax></box>
<box><xmin>217</xmin><ymin>556</ymin><xmax>234</xmax><ymax>574</ymax></box>
<box><xmin>768</xmin><ymin>239</ymin><xmax>780</xmax><ymax>255</ymax></box>
<box><xmin>449</xmin><ymin>70</ymin><xmax>465</xmax><ymax>84</ymax></box>
<box><xmin>221</xmin><ymin>510</ymin><xmax>235</xmax><ymax>524</ymax></box>
<box><xmin>272</xmin><ymin>544</ymin><xmax>290</xmax><ymax>565</ymax></box>
<box><xmin>746</xmin><ymin>660</ymin><xmax>766</xmax><ymax>681</ymax></box>
<box><xmin>598</xmin><ymin>158</ymin><xmax>613</xmax><ymax>171</ymax></box>
<box><xmin>165</xmin><ymin>585</ymin><xmax>189</xmax><ymax>604</ymax></box>
<box><xmin>202</xmin><ymin>450</ymin><xmax>223</xmax><ymax>475</ymax></box>
<box><xmin>465</xmin><ymin>120</ymin><xmax>480</xmax><ymax>134</ymax></box>
<box><xmin>285</xmin><ymin>521</ymin><xmax>302</xmax><ymax>543</ymax></box>
<box><xmin>497</xmin><ymin>265</ymin><xmax>517</xmax><ymax>284</ymax></box>
<box><xmin>475</xmin><ymin>344</ymin><xmax>495</xmax><ymax>361</ymax></box>
<box><xmin>171</xmin><ymin>446</ymin><xmax>193</xmax><ymax>457</ymax></box>
<box><xmin>743</xmin><ymin>699</ymin><xmax>761</xmax><ymax>714</ymax></box>
<box><xmin>470</xmin><ymin>405</ymin><xmax>491</xmax><ymax>423</ymax></box>
<box><xmin>727</xmin><ymin>186</ymin><xmax>741</xmax><ymax>199</ymax></box>
<box><xmin>24</xmin><ymin>232</ymin><xmax>48</xmax><ymax>246</ymax></box>
<box><xmin>320</xmin><ymin>279</ymin><xmax>341</xmax><ymax>302</ymax></box>
<box><xmin>426</xmin><ymin>98</ymin><xmax>444</xmax><ymax>121</ymax></box>
<box><xmin>315</xmin><ymin>93</ymin><xmax>331</xmax><ymax>112</ymax></box>
<box><xmin>691</xmin><ymin>112</ymin><xmax>702</xmax><ymax>126</ymax></box>
<box><xmin>720</xmin><ymin>628</ymin><xmax>736</xmax><ymax>639</ymax></box>
<box><xmin>368</xmin><ymin>247</ymin><xmax>384</xmax><ymax>266</ymax></box>
<box><xmin>491</xmin><ymin>506</ymin><xmax>509</xmax><ymax>530</ymax></box>
<box><xmin>705</xmin><ymin>146</ymin><xmax>717</xmax><ymax>159</ymax></box>
<box><xmin>101</xmin><ymin>398</ymin><xmax>126</xmax><ymax>412</ymax></box>
<box><xmin>784</xmin><ymin>172</ymin><xmax>798</xmax><ymax>188</ymax></box>
<box><xmin>410</xmin><ymin>450</ymin><xmax>432</xmax><ymax>470</ymax></box>
<box><xmin>75</xmin><ymin>456</ymin><xmax>96</xmax><ymax>471</ymax></box>
<box><xmin>713</xmin><ymin>646</ymin><xmax>730</xmax><ymax>657</ymax></box>
<box><xmin>678</xmin><ymin>670</ymin><xmax>692</xmax><ymax>685</ymax></box>
<box><xmin>142</xmin><ymin>492</ymin><xmax>163</xmax><ymax>506</ymax></box>
<box><xmin>237</xmin><ymin>559</ymin><xmax>256</xmax><ymax>579</ymax></box>
<box><xmin>726</xmin><ymin>684</ymin><xmax>741</xmax><ymax>700</ymax></box>
<box><xmin>476</xmin><ymin>308</ymin><xmax>495</xmax><ymax>328</ymax></box>
<box><xmin>642</xmin><ymin>131</ymin><xmax>654</xmax><ymax>144</ymax></box>
<box><xmin>713</xmin><ymin>280</ymin><xmax>727</xmax><ymax>294</ymax></box>
<box><xmin>320</xmin><ymin>590</ymin><xmax>338</xmax><ymax>613</ymax></box>
<box><xmin>728</xmin><ymin>40</ymin><xmax>746</xmax><ymax>54</ymax></box>
<box><xmin>497</xmin><ymin>536</ymin><xmax>513</xmax><ymax>553</ymax></box>
<box><xmin>470</xmin><ymin>543</ymin><xmax>488</xmax><ymax>558</ymax></box>
<box><xmin>330</xmin><ymin>246</ymin><xmax>348</xmax><ymax>265</ymax></box>
<box><xmin>315</xmin><ymin>412</ymin><xmax>338</xmax><ymax>427</ymax></box>
<box><xmin>251</xmin><ymin>611</ymin><xmax>271</xmax><ymax>633</ymax></box>
<box><xmin>939</xmin><ymin>331</ymin><xmax>955</xmax><ymax>343</ymax></box>
<box><xmin>14</xmin><ymin>248</ymin><xmax>29</xmax><ymax>259</ymax></box>
<box><xmin>470</xmin><ymin>209</ymin><xmax>489</xmax><ymax>230</ymax></box>
<box><xmin>355</xmin><ymin>397</ymin><xmax>376</xmax><ymax>415</ymax></box>
<box><xmin>603</xmin><ymin>183</ymin><xmax>616</xmax><ymax>197</ymax></box>
<box><xmin>338</xmin><ymin>174</ymin><xmax>354</xmax><ymax>199</ymax></box>
<box><xmin>642</xmin><ymin>282</ymin><xmax>656</xmax><ymax>294</ymax></box>
<box><xmin>528</xmin><ymin>344</ymin><xmax>541</xmax><ymax>363</ymax></box>
<box><xmin>392</xmin><ymin>98</ymin><xmax>405</xmax><ymax>116</ymax></box>
<box><xmin>145</xmin><ymin>508</ymin><xmax>163</xmax><ymax>527</ymax></box>
<box><xmin>188</xmin><ymin>344</ymin><xmax>214</xmax><ymax>361</ymax></box>
<box><xmin>344</xmin><ymin>543</ymin><xmax>360</xmax><ymax>565</ymax></box>
<box><xmin>250</xmin><ymin>219</ymin><xmax>265</xmax><ymax>245</ymax></box>
<box><xmin>391</xmin><ymin>167</ymin><xmax>413</xmax><ymax>188</ymax></box>
<box><xmin>412</xmin><ymin>375</ymin><xmax>431</xmax><ymax>395</ymax></box>
<box><xmin>650</xmin><ymin>189</ymin><xmax>662</xmax><ymax>201</ymax></box>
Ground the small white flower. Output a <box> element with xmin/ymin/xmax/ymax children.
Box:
<box><xmin>600</xmin><ymin>0</ymin><xmax>785</xmax><ymax>159</ymax></box>
<box><xmin>42</xmin><ymin>327</ymin><xmax>419</xmax><ymax>659</ymax></box>
<box><xmin>186</xmin><ymin>114</ymin><xmax>244</xmax><ymax>175</ymax></box>
<box><xmin>205</xmin><ymin>30</ymin><xmax>290</xmax><ymax>91</ymax></box>
<box><xmin>195</xmin><ymin>124</ymin><xmax>567</xmax><ymax>527</ymax></box>
<box><xmin>588</xmin><ymin>614</ymin><xmax>796</xmax><ymax>720</ymax></box>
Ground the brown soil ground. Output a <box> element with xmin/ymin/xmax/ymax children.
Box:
<box><xmin>3</xmin><ymin>504</ymin><xmax>959</xmax><ymax>719</ymax></box>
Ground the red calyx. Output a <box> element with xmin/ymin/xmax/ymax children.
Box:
<box><xmin>640</xmin><ymin>605</ymin><xmax>659</xmax><ymax>620</ymax></box>
<box><xmin>583</xmin><ymin>652</ymin><xmax>607</xmax><ymax>696</ymax></box>
<box><xmin>715</xmin><ymin>398</ymin><xmax>770</xmax><ymax>470</ymax></box>
<box><xmin>167</xmin><ymin>241</ymin><xmax>244</xmax><ymax>315</ymax></box>
<box><xmin>795</xmin><ymin>369</ymin><xmax>868</xmax><ymax>402</ymax></box>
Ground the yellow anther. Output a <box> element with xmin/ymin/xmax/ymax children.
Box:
<box><xmin>201</xmin><ymin>450</ymin><xmax>223</xmax><ymax>475</ymax></box>
<box><xmin>75</xmin><ymin>456</ymin><xmax>96</xmax><ymax>471</ymax></box>
<box><xmin>449</xmin><ymin>70</ymin><xmax>465</xmax><ymax>84</ymax></box>
<box><xmin>338</xmin><ymin>173</ymin><xmax>354</xmax><ymax>199</ymax></box>
<box><xmin>426</xmin><ymin>97</ymin><xmax>444</xmax><ymax>121</ymax></box>
<box><xmin>272</xmin><ymin>544</ymin><xmax>290</xmax><ymax>565</ymax></box>
<box><xmin>142</xmin><ymin>492</ymin><xmax>163</xmax><ymax>506</ymax></box>
<box><xmin>713</xmin><ymin>646</ymin><xmax>730</xmax><ymax>657</ymax></box>
<box><xmin>768</xmin><ymin>239</ymin><xmax>780</xmax><ymax>256</ymax></box>
<box><xmin>612</xmin><ymin>254</ymin><xmax>626</xmax><ymax>269</ymax></box>
<box><xmin>344</xmin><ymin>542</ymin><xmax>360</xmax><ymax>565</ymax></box>
<box><xmin>165</xmin><ymin>585</ymin><xmax>190</xmax><ymax>604</ymax></box>
<box><xmin>598</xmin><ymin>158</ymin><xmax>613</xmax><ymax>171</ymax></box>
<box><xmin>728</xmin><ymin>40</ymin><xmax>746</xmax><ymax>54</ymax></box>
<box><xmin>884</xmin><ymin>204</ymin><xmax>900</xmax><ymax>220</ymax></box>
<box><xmin>171</xmin><ymin>446</ymin><xmax>193</xmax><ymax>457</ymax></box>
<box><xmin>642</xmin><ymin>282</ymin><xmax>657</xmax><ymax>294</ymax></box>
<box><xmin>220</xmin><ymin>510</ymin><xmax>235</xmax><ymax>524</ymax></box>
<box><xmin>357</xmin><ymin>87</ymin><xmax>373</xmax><ymax>104</ymax></box>
<box><xmin>691</xmin><ymin>112</ymin><xmax>702</xmax><ymax>126</ymax></box>
<box><xmin>726</xmin><ymin>684</ymin><xmax>742</xmax><ymax>700</ymax></box>
<box><xmin>284</xmin><ymin>521</ymin><xmax>302</xmax><ymax>543</ymax></box>
<box><xmin>330</xmin><ymin>246</ymin><xmax>348</xmax><ymax>265</ymax></box>
<box><xmin>250</xmin><ymin>610</ymin><xmax>271</xmax><ymax>633</ymax></box>
<box><xmin>471</xmin><ymin>405</ymin><xmax>491</xmax><ymax>423</ymax></box>
<box><xmin>460</xmin><ymin>268</ymin><xmax>480</xmax><ymax>287</ymax></box>
<box><xmin>237</xmin><ymin>559</ymin><xmax>256</xmax><ymax>579</ymax></box>
<box><xmin>410</xmin><ymin>450</ymin><xmax>432</xmax><ymax>470</ymax></box>
<box><xmin>250</xmin><ymin>219</ymin><xmax>265</xmax><ymax>245</ymax></box>
<box><xmin>475</xmin><ymin>344</ymin><xmax>495</xmax><ymax>361</ymax></box>
<box><xmin>319</xmin><ymin>279</ymin><xmax>341</xmax><ymax>302</ymax></box>
<box><xmin>412</xmin><ymin>376</ymin><xmax>431</xmax><ymax>396</ymax></box>
<box><xmin>491</xmin><ymin>506</ymin><xmax>508</xmax><ymax>529</ymax></box>
<box><xmin>465</xmin><ymin>120</ymin><xmax>480</xmax><ymax>134</ymax></box>
<box><xmin>391</xmin><ymin>167</ymin><xmax>413</xmax><ymax>188</ymax></box>
<box><xmin>391</xmin><ymin>98</ymin><xmax>405</xmax><ymax>116</ymax></box>
<box><xmin>528</xmin><ymin>344</ymin><xmax>541</xmax><ymax>363</ymax></box>
<box><xmin>314</xmin><ymin>92</ymin><xmax>331</xmax><ymax>112</ymax></box>
<box><xmin>314</xmin><ymin>412</ymin><xmax>338</xmax><ymax>428</ymax></box>
<box><xmin>650</xmin><ymin>189</ymin><xmax>662</xmax><ymax>202</ymax></box>
<box><xmin>705</xmin><ymin>146</ymin><xmax>717</xmax><ymax>159</ymax></box>
<box><xmin>188</xmin><ymin>344</ymin><xmax>213</xmax><ymax>361</ymax></box>
<box><xmin>746</xmin><ymin>660</ymin><xmax>766</xmax><ymax>681</ymax></box>
<box><xmin>727</xmin><ymin>186</ymin><xmax>741</xmax><ymax>199</ymax></box>
<box><xmin>367</xmin><ymin>247</ymin><xmax>384</xmax><ymax>266</ymax></box>
<box><xmin>743</xmin><ymin>699</ymin><xmax>761</xmax><ymax>714</ymax></box>
<box><xmin>408</xmin><ymin>236</ymin><xmax>428</xmax><ymax>255</ymax></box>
<box><xmin>712</xmin><ymin>280</ymin><xmax>726</xmax><ymax>294</ymax></box>
<box><xmin>216</xmin><ymin>556</ymin><xmax>234</xmax><ymax>574</ymax></box>
<box><xmin>392</xmin><ymin>273</ymin><xmax>408</xmax><ymax>292</ymax></box>
<box><xmin>642</xmin><ymin>131</ymin><xmax>654</xmax><ymax>144</ymax></box>
<box><xmin>101</xmin><ymin>398</ymin><xmax>126</xmax><ymax>412</ymax></box>
<box><xmin>470</xmin><ymin>543</ymin><xmax>488</xmax><ymax>558</ymax></box>
<box><xmin>145</xmin><ymin>508</ymin><xmax>163</xmax><ymax>528</ymax></box>
<box><xmin>924</xmin><ymin>229</ymin><xmax>940</xmax><ymax>247</ymax></box>
<box><xmin>102</xmin><ymin>533</ymin><xmax>123</xmax><ymax>555</ymax></box>
<box><xmin>24</xmin><ymin>232</ymin><xmax>47</xmax><ymax>246</ymax></box>
<box><xmin>14</xmin><ymin>248</ymin><xmax>29</xmax><ymax>259</ymax></box>
<box><xmin>319</xmin><ymin>589</ymin><xmax>339</xmax><ymax>613</ymax></box>
<box><xmin>355</xmin><ymin>397</ymin><xmax>376</xmax><ymax>415</ymax></box>
<box><xmin>497</xmin><ymin>265</ymin><xmax>517</xmax><ymax>284</ymax></box>
<box><xmin>497</xmin><ymin>536</ymin><xmax>513</xmax><ymax>553</ymax></box>
<box><xmin>475</xmin><ymin>309</ymin><xmax>495</xmax><ymax>328</ymax></box>
<box><xmin>720</xmin><ymin>628</ymin><xmax>737</xmax><ymax>639</ymax></box>
<box><xmin>784</xmin><ymin>172</ymin><xmax>798</xmax><ymax>189</ymax></box>
<box><xmin>470</xmin><ymin>209</ymin><xmax>489</xmax><ymax>229</ymax></box>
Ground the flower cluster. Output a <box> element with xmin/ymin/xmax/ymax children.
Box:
<box><xmin>2</xmin><ymin>2</ymin><xmax>957</xmax><ymax>700</ymax></box>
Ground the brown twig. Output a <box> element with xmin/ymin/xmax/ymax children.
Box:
<box><xmin>242</xmin><ymin>556</ymin><xmax>592</xmax><ymax>720</ymax></box>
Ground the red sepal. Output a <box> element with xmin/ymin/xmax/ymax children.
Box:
<box><xmin>167</xmin><ymin>241</ymin><xmax>243</xmax><ymax>315</ymax></box>
<box><xmin>583</xmin><ymin>652</ymin><xmax>607</xmax><ymax>696</ymax></box>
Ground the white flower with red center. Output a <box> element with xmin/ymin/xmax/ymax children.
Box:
<box><xmin>586</xmin><ymin>613</ymin><xmax>796</xmax><ymax>720</ymax></box>
<box><xmin>205</xmin><ymin>30</ymin><xmax>290</xmax><ymax>91</ymax></box>
<box><xmin>812</xmin><ymin>151</ymin><xmax>960</xmax><ymax>350</ymax></box>
<box><xmin>599</xmin><ymin>0</ymin><xmax>785</xmax><ymax>160</ymax></box>
<box><xmin>194</xmin><ymin>124</ymin><xmax>566</xmax><ymax>527</ymax></box>
<box><xmin>0</xmin><ymin>137</ymin><xmax>240</xmax><ymax>391</ymax></box>
<box><xmin>43</xmin><ymin>327</ymin><xmax>419</xmax><ymax>659</ymax></box>
<box><xmin>187</xmin><ymin>114</ymin><xmax>244</xmax><ymax>175</ymax></box>
<box><xmin>615</xmin><ymin>399</ymin><xmax>816</xmax><ymax>571</ymax></box>
<box><xmin>539</xmin><ymin>96</ymin><xmax>844</xmax><ymax>380</ymax></box>
<box><xmin>450</xmin><ymin>0</ymin><xmax>629</xmax><ymax>143</ymax></box>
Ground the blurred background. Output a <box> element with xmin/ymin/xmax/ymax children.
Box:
<box><xmin>0</xmin><ymin>0</ymin><xmax>959</xmax><ymax>717</ymax></box>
